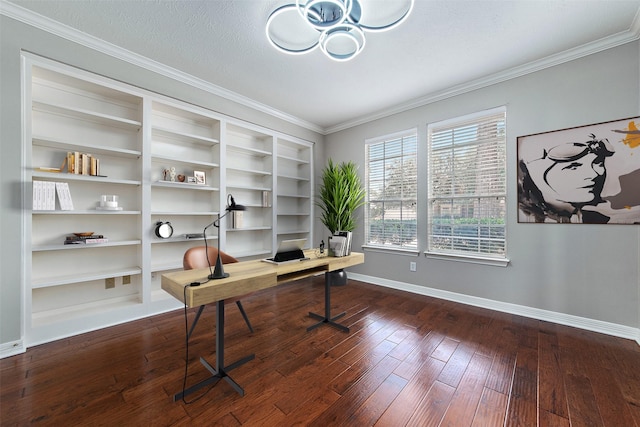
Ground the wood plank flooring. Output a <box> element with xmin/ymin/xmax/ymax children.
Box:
<box><xmin>2</xmin><ymin>276</ymin><xmax>640</xmax><ymax>426</ymax></box>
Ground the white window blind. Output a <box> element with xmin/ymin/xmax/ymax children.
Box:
<box><xmin>365</xmin><ymin>130</ymin><xmax>417</xmax><ymax>249</ymax></box>
<box><xmin>428</xmin><ymin>108</ymin><xmax>506</xmax><ymax>258</ymax></box>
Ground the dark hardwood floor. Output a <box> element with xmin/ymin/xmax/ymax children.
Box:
<box><xmin>2</xmin><ymin>276</ymin><xmax>640</xmax><ymax>426</ymax></box>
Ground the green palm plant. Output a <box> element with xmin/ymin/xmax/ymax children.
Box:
<box><xmin>317</xmin><ymin>159</ymin><xmax>366</xmax><ymax>234</ymax></box>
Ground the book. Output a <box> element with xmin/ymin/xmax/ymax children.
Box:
<box><xmin>329</xmin><ymin>235</ymin><xmax>347</xmax><ymax>257</ymax></box>
<box><xmin>232</xmin><ymin>210</ymin><xmax>244</xmax><ymax>228</ymax></box>
<box><xmin>335</xmin><ymin>231</ymin><xmax>352</xmax><ymax>255</ymax></box>
<box><xmin>33</xmin><ymin>181</ymin><xmax>56</xmax><ymax>211</ymax></box>
<box><xmin>185</xmin><ymin>233</ymin><xmax>204</xmax><ymax>239</ymax></box>
<box><xmin>64</xmin><ymin>238</ymin><xmax>108</xmax><ymax>245</ymax></box>
<box><xmin>55</xmin><ymin>182</ymin><xmax>74</xmax><ymax>211</ymax></box>
<box><xmin>262</xmin><ymin>190</ymin><xmax>271</xmax><ymax>207</ymax></box>
<box><xmin>65</xmin><ymin>234</ymin><xmax>107</xmax><ymax>245</ymax></box>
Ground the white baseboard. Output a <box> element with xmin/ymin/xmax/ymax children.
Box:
<box><xmin>1</xmin><ymin>339</ymin><xmax>25</xmax><ymax>359</ymax></box>
<box><xmin>349</xmin><ymin>273</ymin><xmax>640</xmax><ymax>346</ymax></box>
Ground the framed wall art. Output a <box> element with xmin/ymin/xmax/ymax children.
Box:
<box><xmin>517</xmin><ymin>116</ymin><xmax>640</xmax><ymax>224</ymax></box>
<box><xmin>193</xmin><ymin>170</ymin><xmax>206</xmax><ymax>185</ymax></box>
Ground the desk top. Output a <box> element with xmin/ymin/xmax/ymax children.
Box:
<box><xmin>161</xmin><ymin>250</ymin><xmax>364</xmax><ymax>307</ymax></box>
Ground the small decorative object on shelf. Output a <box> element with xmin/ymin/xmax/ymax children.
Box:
<box><xmin>187</xmin><ymin>176</ymin><xmax>197</xmax><ymax>183</ymax></box>
<box><xmin>177</xmin><ymin>174</ymin><xmax>185</xmax><ymax>182</ymax></box>
<box><xmin>155</xmin><ymin>221</ymin><xmax>173</xmax><ymax>239</ymax></box>
<box><xmin>194</xmin><ymin>170</ymin><xmax>206</xmax><ymax>185</ymax></box>
<box><xmin>97</xmin><ymin>194</ymin><xmax>123</xmax><ymax>211</ymax></box>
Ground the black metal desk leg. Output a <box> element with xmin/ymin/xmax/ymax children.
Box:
<box><xmin>173</xmin><ymin>300</ymin><xmax>255</xmax><ymax>401</ymax></box>
<box><xmin>307</xmin><ymin>271</ymin><xmax>350</xmax><ymax>333</ymax></box>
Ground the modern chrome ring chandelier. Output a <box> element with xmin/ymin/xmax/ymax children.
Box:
<box><xmin>266</xmin><ymin>0</ymin><xmax>414</xmax><ymax>62</ymax></box>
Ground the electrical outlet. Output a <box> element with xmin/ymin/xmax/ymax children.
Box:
<box><xmin>409</xmin><ymin>261</ymin><xmax>417</xmax><ymax>272</ymax></box>
<box><xmin>105</xmin><ymin>277</ymin><xmax>115</xmax><ymax>289</ymax></box>
<box><xmin>122</xmin><ymin>275</ymin><xmax>131</xmax><ymax>285</ymax></box>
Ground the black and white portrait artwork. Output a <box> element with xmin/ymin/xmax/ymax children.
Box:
<box><xmin>517</xmin><ymin>117</ymin><xmax>640</xmax><ymax>224</ymax></box>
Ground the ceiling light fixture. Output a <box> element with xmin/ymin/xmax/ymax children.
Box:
<box><xmin>266</xmin><ymin>0</ymin><xmax>414</xmax><ymax>62</ymax></box>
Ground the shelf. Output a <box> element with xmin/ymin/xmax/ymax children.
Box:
<box><xmin>32</xmin><ymin>171</ymin><xmax>141</xmax><ymax>186</ymax></box>
<box><xmin>278</xmin><ymin>229</ymin><xmax>311</xmax><ymax>235</ymax></box>
<box><xmin>33</xmin><ymin>210</ymin><xmax>141</xmax><ymax>215</ymax></box>
<box><xmin>227</xmin><ymin>226</ymin><xmax>272</xmax><ymax>232</ymax></box>
<box><xmin>32</xmin><ymin>266</ymin><xmax>142</xmax><ymax>289</ymax></box>
<box><xmin>33</xmin><ymin>100</ymin><xmax>141</xmax><ymax>130</ymax></box>
<box><xmin>278</xmin><ymin>192</ymin><xmax>311</xmax><ymax>198</ymax></box>
<box><xmin>227</xmin><ymin>166</ymin><xmax>272</xmax><ymax>176</ymax></box>
<box><xmin>278</xmin><ymin>173</ymin><xmax>309</xmax><ymax>181</ymax></box>
<box><xmin>227</xmin><ymin>143</ymin><xmax>271</xmax><ymax>157</ymax></box>
<box><xmin>33</xmin><ymin>135</ymin><xmax>141</xmax><ymax>158</ymax></box>
<box><xmin>152</xmin><ymin>126</ymin><xmax>219</xmax><ymax>146</ymax></box>
<box><xmin>226</xmin><ymin>184</ymin><xmax>271</xmax><ymax>191</ymax></box>
<box><xmin>151</xmin><ymin>211</ymin><xmax>217</xmax><ymax>216</ymax></box>
<box><xmin>278</xmin><ymin>212</ymin><xmax>309</xmax><ymax>216</ymax></box>
<box><xmin>151</xmin><ymin>262</ymin><xmax>184</xmax><ymax>273</ymax></box>
<box><xmin>151</xmin><ymin>236</ymin><xmax>213</xmax><ymax>244</ymax></box>
<box><xmin>152</xmin><ymin>181</ymin><xmax>218</xmax><ymax>191</ymax></box>
<box><xmin>151</xmin><ymin>154</ymin><xmax>218</xmax><ymax>169</ymax></box>
<box><xmin>277</xmin><ymin>153</ymin><xmax>310</xmax><ymax>164</ymax></box>
<box><xmin>31</xmin><ymin>295</ymin><xmax>141</xmax><ymax>327</ymax></box>
<box><xmin>33</xmin><ymin>240</ymin><xmax>142</xmax><ymax>252</ymax></box>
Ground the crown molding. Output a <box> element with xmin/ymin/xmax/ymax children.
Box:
<box><xmin>0</xmin><ymin>1</ymin><xmax>324</xmax><ymax>135</ymax></box>
<box><xmin>326</xmin><ymin>13</ymin><xmax>640</xmax><ymax>134</ymax></box>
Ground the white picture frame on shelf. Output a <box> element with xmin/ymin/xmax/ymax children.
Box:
<box><xmin>194</xmin><ymin>170</ymin><xmax>206</xmax><ymax>185</ymax></box>
<box><xmin>187</xmin><ymin>176</ymin><xmax>197</xmax><ymax>184</ymax></box>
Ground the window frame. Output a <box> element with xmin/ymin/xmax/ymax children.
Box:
<box><xmin>426</xmin><ymin>107</ymin><xmax>509</xmax><ymax>267</ymax></box>
<box><xmin>363</xmin><ymin>128</ymin><xmax>418</xmax><ymax>252</ymax></box>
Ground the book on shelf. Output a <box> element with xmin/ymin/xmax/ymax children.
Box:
<box><xmin>231</xmin><ymin>210</ymin><xmax>244</xmax><ymax>228</ymax></box>
<box><xmin>32</xmin><ymin>180</ymin><xmax>56</xmax><ymax>211</ymax></box>
<box><xmin>185</xmin><ymin>233</ymin><xmax>204</xmax><ymax>239</ymax></box>
<box><xmin>55</xmin><ymin>182</ymin><xmax>74</xmax><ymax>211</ymax></box>
<box><xmin>66</xmin><ymin>151</ymin><xmax>100</xmax><ymax>176</ymax></box>
<box><xmin>64</xmin><ymin>234</ymin><xmax>108</xmax><ymax>245</ymax></box>
<box><xmin>262</xmin><ymin>190</ymin><xmax>271</xmax><ymax>207</ymax></box>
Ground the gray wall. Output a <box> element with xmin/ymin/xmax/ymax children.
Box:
<box><xmin>0</xmin><ymin>15</ymin><xmax>323</xmax><ymax>349</ymax></box>
<box><xmin>324</xmin><ymin>41</ymin><xmax>640</xmax><ymax>331</ymax></box>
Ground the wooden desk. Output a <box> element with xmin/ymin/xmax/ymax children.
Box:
<box><xmin>162</xmin><ymin>251</ymin><xmax>364</xmax><ymax>400</ymax></box>
<box><xmin>162</xmin><ymin>250</ymin><xmax>364</xmax><ymax>307</ymax></box>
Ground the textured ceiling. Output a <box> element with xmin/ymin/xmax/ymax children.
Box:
<box><xmin>5</xmin><ymin>0</ymin><xmax>640</xmax><ymax>133</ymax></box>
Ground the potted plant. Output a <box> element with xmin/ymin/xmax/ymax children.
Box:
<box><xmin>317</xmin><ymin>159</ymin><xmax>366</xmax><ymax>285</ymax></box>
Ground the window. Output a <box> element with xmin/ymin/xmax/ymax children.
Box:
<box><xmin>365</xmin><ymin>130</ymin><xmax>418</xmax><ymax>250</ymax></box>
<box><xmin>427</xmin><ymin>108</ymin><xmax>506</xmax><ymax>259</ymax></box>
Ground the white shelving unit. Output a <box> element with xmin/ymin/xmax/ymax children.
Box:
<box><xmin>148</xmin><ymin>100</ymin><xmax>223</xmax><ymax>301</ymax></box>
<box><xmin>25</xmin><ymin>56</ymin><xmax>145</xmax><ymax>344</ymax></box>
<box><xmin>22</xmin><ymin>53</ymin><xmax>314</xmax><ymax>346</ymax></box>
<box><xmin>275</xmin><ymin>137</ymin><xmax>314</xmax><ymax>248</ymax></box>
<box><xmin>224</xmin><ymin>123</ymin><xmax>274</xmax><ymax>259</ymax></box>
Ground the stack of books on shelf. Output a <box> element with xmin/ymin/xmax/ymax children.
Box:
<box><xmin>262</xmin><ymin>190</ymin><xmax>271</xmax><ymax>207</ymax></box>
<box><xmin>65</xmin><ymin>151</ymin><xmax>101</xmax><ymax>176</ymax></box>
<box><xmin>64</xmin><ymin>234</ymin><xmax>108</xmax><ymax>245</ymax></box>
<box><xmin>230</xmin><ymin>210</ymin><xmax>244</xmax><ymax>229</ymax></box>
<box><xmin>32</xmin><ymin>181</ymin><xmax>74</xmax><ymax>211</ymax></box>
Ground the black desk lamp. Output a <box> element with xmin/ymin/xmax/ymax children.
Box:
<box><xmin>203</xmin><ymin>194</ymin><xmax>246</xmax><ymax>280</ymax></box>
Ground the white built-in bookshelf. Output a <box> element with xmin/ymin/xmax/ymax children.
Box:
<box><xmin>22</xmin><ymin>53</ymin><xmax>313</xmax><ymax>345</ymax></box>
